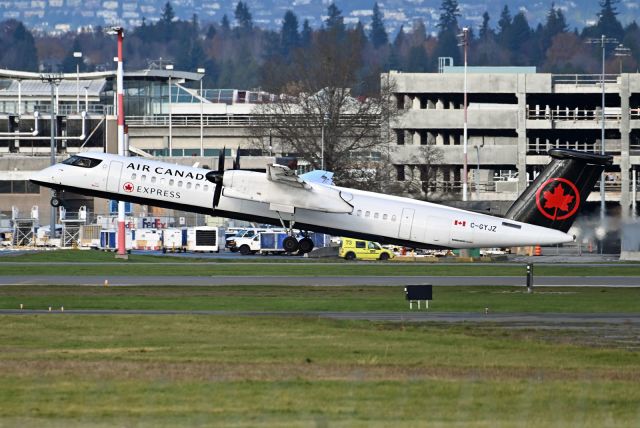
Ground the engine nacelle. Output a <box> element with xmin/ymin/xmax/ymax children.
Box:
<box><xmin>222</xmin><ymin>170</ymin><xmax>353</xmax><ymax>214</ymax></box>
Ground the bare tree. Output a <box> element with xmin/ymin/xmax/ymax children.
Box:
<box><xmin>393</xmin><ymin>144</ymin><xmax>444</xmax><ymax>201</ymax></box>
<box><xmin>250</xmin><ymin>28</ymin><xmax>398</xmax><ymax>189</ymax></box>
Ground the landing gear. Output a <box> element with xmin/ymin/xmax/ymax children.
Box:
<box><xmin>298</xmin><ymin>237</ymin><xmax>314</xmax><ymax>254</ymax></box>
<box><xmin>50</xmin><ymin>196</ymin><xmax>62</xmax><ymax>208</ymax></box>
<box><xmin>282</xmin><ymin>236</ymin><xmax>299</xmax><ymax>253</ymax></box>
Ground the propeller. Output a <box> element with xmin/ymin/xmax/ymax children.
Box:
<box><xmin>205</xmin><ymin>147</ymin><xmax>245</xmax><ymax>209</ymax></box>
<box><xmin>205</xmin><ymin>147</ymin><xmax>227</xmax><ymax>209</ymax></box>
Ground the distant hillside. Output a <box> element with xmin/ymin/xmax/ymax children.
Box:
<box><xmin>0</xmin><ymin>0</ymin><xmax>635</xmax><ymax>34</ymax></box>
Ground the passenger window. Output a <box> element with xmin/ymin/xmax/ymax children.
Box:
<box><xmin>169</xmin><ymin>179</ymin><xmax>175</xmax><ymax>186</ymax></box>
<box><xmin>365</xmin><ymin>211</ymin><xmax>370</xmax><ymax>218</ymax></box>
<box><xmin>131</xmin><ymin>173</ymin><xmax>136</xmax><ymax>180</ymax></box>
<box><xmin>178</xmin><ymin>181</ymin><xmax>183</xmax><ymax>187</ymax></box>
<box><xmin>195</xmin><ymin>183</ymin><xmax>200</xmax><ymax>190</ymax></box>
<box><xmin>141</xmin><ymin>175</ymin><xmax>146</xmax><ymax>182</ymax></box>
<box><xmin>357</xmin><ymin>210</ymin><xmax>362</xmax><ymax>216</ymax></box>
<box><xmin>151</xmin><ymin>176</ymin><xmax>156</xmax><ymax>184</ymax></box>
<box><xmin>160</xmin><ymin>178</ymin><xmax>165</xmax><ymax>185</ymax></box>
<box><xmin>187</xmin><ymin>182</ymin><xmax>192</xmax><ymax>189</ymax></box>
<box><xmin>383</xmin><ymin>214</ymin><xmax>388</xmax><ymax>220</ymax></box>
<box><xmin>355</xmin><ymin>241</ymin><xmax>366</xmax><ymax>249</ymax></box>
<box><xmin>374</xmin><ymin>213</ymin><xmax>379</xmax><ymax>219</ymax></box>
<box><xmin>204</xmin><ymin>185</ymin><xmax>209</xmax><ymax>191</ymax></box>
<box><xmin>368</xmin><ymin>242</ymin><xmax>376</xmax><ymax>249</ymax></box>
<box><xmin>391</xmin><ymin>215</ymin><xmax>397</xmax><ymax>221</ymax></box>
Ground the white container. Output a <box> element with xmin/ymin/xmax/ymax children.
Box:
<box><xmin>186</xmin><ymin>226</ymin><xmax>225</xmax><ymax>252</ymax></box>
<box><xmin>135</xmin><ymin>228</ymin><xmax>162</xmax><ymax>250</ymax></box>
<box><xmin>162</xmin><ymin>228</ymin><xmax>186</xmax><ymax>252</ymax></box>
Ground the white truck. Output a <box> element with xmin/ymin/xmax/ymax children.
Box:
<box><xmin>233</xmin><ymin>228</ymin><xmax>288</xmax><ymax>255</ymax></box>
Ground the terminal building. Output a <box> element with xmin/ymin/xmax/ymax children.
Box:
<box><xmin>1</xmin><ymin>65</ymin><xmax>639</xmax><ymax>250</ymax></box>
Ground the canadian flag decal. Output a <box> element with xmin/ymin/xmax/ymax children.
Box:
<box><xmin>454</xmin><ymin>220</ymin><xmax>466</xmax><ymax>226</ymax></box>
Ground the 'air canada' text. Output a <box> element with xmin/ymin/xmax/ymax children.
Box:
<box><xmin>127</xmin><ymin>163</ymin><xmax>205</xmax><ymax>181</ymax></box>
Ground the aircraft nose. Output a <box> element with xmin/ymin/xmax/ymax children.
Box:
<box><xmin>30</xmin><ymin>165</ymin><xmax>58</xmax><ymax>186</ymax></box>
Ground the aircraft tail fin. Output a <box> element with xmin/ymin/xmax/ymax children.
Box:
<box><xmin>504</xmin><ymin>149</ymin><xmax>612</xmax><ymax>233</ymax></box>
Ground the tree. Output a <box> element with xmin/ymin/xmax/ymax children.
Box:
<box><xmin>497</xmin><ymin>5</ymin><xmax>512</xmax><ymax>46</ymax></box>
<box><xmin>234</xmin><ymin>1</ymin><xmax>253</xmax><ymax>31</ymax></box>
<box><xmin>0</xmin><ymin>20</ymin><xmax>38</xmax><ymax>71</ymax></box>
<box><xmin>437</xmin><ymin>0</ymin><xmax>460</xmax><ymax>35</ymax></box>
<box><xmin>221</xmin><ymin>14</ymin><xmax>230</xmax><ymax>32</ymax></box>
<box><xmin>301</xmin><ymin>19</ymin><xmax>312</xmax><ymax>47</ymax></box>
<box><xmin>61</xmin><ymin>38</ymin><xmax>86</xmax><ymax>73</ymax></box>
<box><xmin>161</xmin><ymin>1</ymin><xmax>175</xmax><ymax>24</ymax></box>
<box><xmin>596</xmin><ymin>0</ymin><xmax>624</xmax><ymax>41</ymax></box>
<box><xmin>509</xmin><ymin>12</ymin><xmax>531</xmax><ymax>51</ymax></box>
<box><xmin>406</xmin><ymin>45</ymin><xmax>429</xmax><ymax>72</ymax></box>
<box><xmin>370</xmin><ymin>2</ymin><xmax>388</xmax><ymax>48</ymax></box>
<box><xmin>280</xmin><ymin>10</ymin><xmax>300</xmax><ymax>57</ymax></box>
<box><xmin>479</xmin><ymin>11</ymin><xmax>494</xmax><ymax>40</ymax></box>
<box><xmin>250</xmin><ymin>31</ymin><xmax>398</xmax><ymax>188</ymax></box>
<box><xmin>325</xmin><ymin>3</ymin><xmax>345</xmax><ymax>34</ymax></box>
<box><xmin>541</xmin><ymin>3</ymin><xmax>568</xmax><ymax>52</ymax></box>
<box><xmin>433</xmin><ymin>0</ymin><xmax>461</xmax><ymax>66</ymax></box>
<box><xmin>206</xmin><ymin>24</ymin><xmax>216</xmax><ymax>40</ymax></box>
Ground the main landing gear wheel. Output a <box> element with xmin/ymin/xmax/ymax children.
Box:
<box><xmin>298</xmin><ymin>237</ymin><xmax>314</xmax><ymax>254</ymax></box>
<box><xmin>50</xmin><ymin>197</ymin><xmax>62</xmax><ymax>208</ymax></box>
<box><xmin>283</xmin><ymin>236</ymin><xmax>299</xmax><ymax>253</ymax></box>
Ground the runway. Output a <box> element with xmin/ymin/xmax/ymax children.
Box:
<box><xmin>0</xmin><ymin>275</ymin><xmax>639</xmax><ymax>287</ymax></box>
<box><xmin>1</xmin><ymin>308</ymin><xmax>638</xmax><ymax>325</ymax></box>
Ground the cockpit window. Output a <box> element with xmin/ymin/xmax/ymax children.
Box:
<box><xmin>62</xmin><ymin>156</ymin><xmax>102</xmax><ymax>168</ymax></box>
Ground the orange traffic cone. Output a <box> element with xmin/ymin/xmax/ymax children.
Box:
<box><xmin>534</xmin><ymin>245</ymin><xmax>542</xmax><ymax>256</ymax></box>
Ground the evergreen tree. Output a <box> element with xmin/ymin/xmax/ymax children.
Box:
<box><xmin>370</xmin><ymin>2</ymin><xmax>388</xmax><ymax>48</ymax></box>
<box><xmin>206</xmin><ymin>24</ymin><xmax>216</xmax><ymax>40</ymax></box>
<box><xmin>479</xmin><ymin>11</ymin><xmax>494</xmax><ymax>40</ymax></box>
<box><xmin>325</xmin><ymin>3</ymin><xmax>345</xmax><ymax>34</ymax></box>
<box><xmin>509</xmin><ymin>11</ymin><xmax>531</xmax><ymax>51</ymax></box>
<box><xmin>221</xmin><ymin>14</ymin><xmax>230</xmax><ymax>32</ymax></box>
<box><xmin>497</xmin><ymin>5</ymin><xmax>512</xmax><ymax>46</ymax></box>
<box><xmin>596</xmin><ymin>0</ymin><xmax>624</xmax><ymax>41</ymax></box>
<box><xmin>434</xmin><ymin>0</ymin><xmax>461</xmax><ymax>66</ymax></box>
<box><xmin>280</xmin><ymin>10</ymin><xmax>300</xmax><ymax>57</ymax></box>
<box><xmin>61</xmin><ymin>38</ymin><xmax>86</xmax><ymax>73</ymax></box>
<box><xmin>541</xmin><ymin>3</ymin><xmax>567</xmax><ymax>52</ymax></box>
<box><xmin>406</xmin><ymin>45</ymin><xmax>429</xmax><ymax>72</ymax></box>
<box><xmin>437</xmin><ymin>0</ymin><xmax>460</xmax><ymax>34</ymax></box>
<box><xmin>161</xmin><ymin>1</ymin><xmax>175</xmax><ymax>23</ymax></box>
<box><xmin>234</xmin><ymin>1</ymin><xmax>253</xmax><ymax>30</ymax></box>
<box><xmin>301</xmin><ymin>19</ymin><xmax>312</xmax><ymax>47</ymax></box>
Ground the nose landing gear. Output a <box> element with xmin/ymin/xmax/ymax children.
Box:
<box><xmin>50</xmin><ymin>191</ymin><xmax>63</xmax><ymax>208</ymax></box>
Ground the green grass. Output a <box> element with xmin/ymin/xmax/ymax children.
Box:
<box><xmin>0</xmin><ymin>315</ymin><xmax>638</xmax><ymax>426</ymax></box>
<box><xmin>1</xmin><ymin>285</ymin><xmax>639</xmax><ymax>313</ymax></box>
<box><xmin>2</xmin><ymin>250</ymin><xmax>640</xmax><ymax>277</ymax></box>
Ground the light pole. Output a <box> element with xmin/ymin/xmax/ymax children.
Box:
<box><xmin>587</xmin><ymin>35</ymin><xmax>617</xmax><ymax>221</ymax></box>
<box><xmin>166</xmin><ymin>64</ymin><xmax>174</xmax><ymax>156</ymax></box>
<box><xmin>106</xmin><ymin>26</ymin><xmax>127</xmax><ymax>257</ymax></box>
<box><xmin>41</xmin><ymin>73</ymin><xmax>63</xmax><ymax>239</ymax></box>
<box><xmin>614</xmin><ymin>44</ymin><xmax>631</xmax><ymax>74</ymax></box>
<box><xmin>197</xmin><ymin>67</ymin><xmax>205</xmax><ymax>157</ymax></box>
<box><xmin>73</xmin><ymin>51</ymin><xmax>82</xmax><ymax>112</ymax></box>
<box><xmin>458</xmin><ymin>27</ymin><xmax>469</xmax><ymax>202</ymax></box>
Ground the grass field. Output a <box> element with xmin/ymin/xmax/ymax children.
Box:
<box><xmin>2</xmin><ymin>250</ymin><xmax>640</xmax><ymax>276</ymax></box>
<box><xmin>1</xmin><ymin>285</ymin><xmax>639</xmax><ymax>313</ymax></box>
<box><xmin>0</xmin><ymin>314</ymin><xmax>639</xmax><ymax>426</ymax></box>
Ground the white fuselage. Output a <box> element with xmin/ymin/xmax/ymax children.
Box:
<box><xmin>31</xmin><ymin>152</ymin><xmax>573</xmax><ymax>249</ymax></box>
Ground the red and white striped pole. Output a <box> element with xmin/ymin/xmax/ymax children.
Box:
<box><xmin>115</xmin><ymin>27</ymin><xmax>127</xmax><ymax>257</ymax></box>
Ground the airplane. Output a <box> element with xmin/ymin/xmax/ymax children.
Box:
<box><xmin>30</xmin><ymin>148</ymin><xmax>612</xmax><ymax>254</ymax></box>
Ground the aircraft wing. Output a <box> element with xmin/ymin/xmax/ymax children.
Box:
<box><xmin>222</xmin><ymin>165</ymin><xmax>353</xmax><ymax>214</ymax></box>
<box><xmin>267</xmin><ymin>164</ymin><xmax>310</xmax><ymax>189</ymax></box>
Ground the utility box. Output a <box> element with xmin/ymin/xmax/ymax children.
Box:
<box><xmin>186</xmin><ymin>226</ymin><xmax>224</xmax><ymax>252</ymax></box>
<box><xmin>162</xmin><ymin>228</ymin><xmax>187</xmax><ymax>253</ymax></box>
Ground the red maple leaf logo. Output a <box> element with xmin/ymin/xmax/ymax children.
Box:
<box><xmin>542</xmin><ymin>184</ymin><xmax>574</xmax><ymax>219</ymax></box>
<box><xmin>123</xmin><ymin>182</ymin><xmax>134</xmax><ymax>193</ymax></box>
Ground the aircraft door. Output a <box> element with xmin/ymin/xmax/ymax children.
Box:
<box><xmin>425</xmin><ymin>217</ymin><xmax>451</xmax><ymax>246</ymax></box>
<box><xmin>398</xmin><ymin>208</ymin><xmax>415</xmax><ymax>240</ymax></box>
<box><xmin>106</xmin><ymin>161</ymin><xmax>123</xmax><ymax>193</ymax></box>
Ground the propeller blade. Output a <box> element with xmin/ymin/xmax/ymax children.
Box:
<box><xmin>217</xmin><ymin>146</ymin><xmax>226</xmax><ymax>171</ymax></box>
<box><xmin>233</xmin><ymin>146</ymin><xmax>241</xmax><ymax>170</ymax></box>
<box><xmin>212</xmin><ymin>176</ymin><xmax>223</xmax><ymax>208</ymax></box>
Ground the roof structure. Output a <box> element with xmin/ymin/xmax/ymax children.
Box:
<box><xmin>1</xmin><ymin>79</ymin><xmax>106</xmax><ymax>97</ymax></box>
